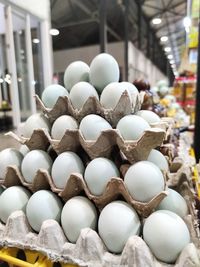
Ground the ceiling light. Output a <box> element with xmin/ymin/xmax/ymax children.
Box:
<box><xmin>32</xmin><ymin>80</ymin><xmax>37</xmax><ymax>85</ymax></box>
<box><xmin>167</xmin><ymin>54</ymin><xmax>173</xmax><ymax>59</ymax></box>
<box><xmin>183</xmin><ymin>17</ymin><xmax>191</xmax><ymax>28</ymax></box>
<box><xmin>0</xmin><ymin>78</ymin><xmax>3</xmax><ymax>83</ymax></box>
<box><xmin>4</xmin><ymin>77</ymin><xmax>11</xmax><ymax>84</ymax></box>
<box><xmin>164</xmin><ymin>47</ymin><xmax>171</xmax><ymax>52</ymax></box>
<box><xmin>183</xmin><ymin>17</ymin><xmax>191</xmax><ymax>33</ymax></box>
<box><xmin>49</xmin><ymin>28</ymin><xmax>60</xmax><ymax>36</ymax></box>
<box><xmin>169</xmin><ymin>60</ymin><xmax>175</xmax><ymax>64</ymax></box>
<box><xmin>171</xmin><ymin>64</ymin><xmax>176</xmax><ymax>68</ymax></box>
<box><xmin>160</xmin><ymin>36</ymin><xmax>168</xmax><ymax>42</ymax></box>
<box><xmin>152</xmin><ymin>18</ymin><xmax>162</xmax><ymax>25</ymax></box>
<box><xmin>174</xmin><ymin>71</ymin><xmax>179</xmax><ymax>77</ymax></box>
<box><xmin>32</xmin><ymin>38</ymin><xmax>40</xmax><ymax>44</ymax></box>
<box><xmin>18</xmin><ymin>77</ymin><xmax>22</xmax><ymax>82</ymax></box>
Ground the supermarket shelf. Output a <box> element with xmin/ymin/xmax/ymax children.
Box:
<box><xmin>189</xmin><ymin>148</ymin><xmax>200</xmax><ymax>198</ymax></box>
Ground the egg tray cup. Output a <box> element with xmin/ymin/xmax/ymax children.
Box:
<box><xmin>0</xmin><ymin>170</ymin><xmax>199</xmax><ymax>265</ymax></box>
<box><xmin>167</xmin><ymin>163</ymin><xmax>194</xmax><ymax>189</ymax></box>
<box><xmin>6</xmin><ymin>127</ymin><xmax>166</xmax><ymax>164</ymax></box>
<box><xmin>166</xmin><ymin>163</ymin><xmax>200</xmax><ymax>250</ymax></box>
<box><xmin>0</xmin><ymin>165</ymin><xmax>199</xmax><ymax>267</ymax></box>
<box><xmin>0</xmin><ymin>210</ymin><xmax>199</xmax><ymax>267</ymax></box>
<box><xmin>35</xmin><ymin>91</ymin><xmax>145</xmax><ymax>127</ymax></box>
<box><xmin>0</xmin><ymin>165</ymin><xmax>168</xmax><ymax>218</ymax></box>
<box><xmin>174</xmin><ymin>181</ymin><xmax>200</xmax><ymax>249</ymax></box>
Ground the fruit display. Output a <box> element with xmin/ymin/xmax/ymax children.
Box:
<box><xmin>0</xmin><ymin>53</ymin><xmax>199</xmax><ymax>267</ymax></box>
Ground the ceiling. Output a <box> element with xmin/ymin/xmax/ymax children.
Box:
<box><xmin>142</xmin><ymin>0</ymin><xmax>186</xmax><ymax>69</ymax></box>
<box><xmin>50</xmin><ymin>0</ymin><xmax>187</xmax><ymax>75</ymax></box>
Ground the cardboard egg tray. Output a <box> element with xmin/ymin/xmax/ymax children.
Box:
<box><xmin>35</xmin><ymin>92</ymin><xmax>145</xmax><ymax>127</ymax></box>
<box><xmin>1</xmin><ymin>96</ymin><xmax>199</xmax><ymax>265</ymax></box>
<box><xmin>7</xmin><ymin>127</ymin><xmax>166</xmax><ymax>163</ymax></box>
<box><xmin>0</xmin><ymin>165</ymin><xmax>168</xmax><ymax>218</ymax></box>
<box><xmin>0</xmin><ymin>180</ymin><xmax>199</xmax><ymax>267</ymax></box>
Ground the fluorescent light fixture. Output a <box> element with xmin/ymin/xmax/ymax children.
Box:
<box><xmin>183</xmin><ymin>17</ymin><xmax>191</xmax><ymax>33</ymax></box>
<box><xmin>4</xmin><ymin>77</ymin><xmax>11</xmax><ymax>84</ymax></box>
<box><xmin>160</xmin><ymin>36</ymin><xmax>168</xmax><ymax>42</ymax></box>
<box><xmin>167</xmin><ymin>54</ymin><xmax>173</xmax><ymax>59</ymax></box>
<box><xmin>32</xmin><ymin>80</ymin><xmax>37</xmax><ymax>85</ymax></box>
<box><xmin>32</xmin><ymin>38</ymin><xmax>40</xmax><ymax>44</ymax></box>
<box><xmin>164</xmin><ymin>47</ymin><xmax>171</xmax><ymax>52</ymax></box>
<box><xmin>152</xmin><ymin>18</ymin><xmax>162</xmax><ymax>25</ymax></box>
<box><xmin>174</xmin><ymin>71</ymin><xmax>178</xmax><ymax>77</ymax></box>
<box><xmin>49</xmin><ymin>28</ymin><xmax>60</xmax><ymax>36</ymax></box>
<box><xmin>183</xmin><ymin>17</ymin><xmax>191</xmax><ymax>28</ymax></box>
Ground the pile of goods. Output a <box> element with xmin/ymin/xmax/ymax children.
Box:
<box><xmin>0</xmin><ymin>53</ymin><xmax>199</xmax><ymax>267</ymax></box>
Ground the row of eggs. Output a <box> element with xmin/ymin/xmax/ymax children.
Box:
<box><xmin>42</xmin><ymin>53</ymin><xmax>130</xmax><ymax>110</ymax></box>
<box><xmin>0</xmin><ymin>147</ymin><xmax>168</xmax><ymax>200</ymax></box>
<box><xmin>42</xmin><ymin>81</ymin><xmax>139</xmax><ymax>111</ymax></box>
<box><xmin>21</xmin><ymin>110</ymin><xmax>161</xmax><ymax>141</ymax></box>
<box><xmin>0</xmin><ymin>186</ymin><xmax>190</xmax><ymax>263</ymax></box>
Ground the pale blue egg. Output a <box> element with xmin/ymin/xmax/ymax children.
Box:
<box><xmin>64</xmin><ymin>61</ymin><xmax>90</xmax><ymax>91</ymax></box>
<box><xmin>21</xmin><ymin>113</ymin><xmax>51</xmax><ymax>138</ymax></box>
<box><xmin>0</xmin><ymin>148</ymin><xmax>23</xmax><ymax>179</ymax></box>
<box><xmin>124</xmin><ymin>161</ymin><xmax>165</xmax><ymax>202</ymax></box>
<box><xmin>79</xmin><ymin>114</ymin><xmax>112</xmax><ymax>140</ymax></box>
<box><xmin>21</xmin><ymin>150</ymin><xmax>53</xmax><ymax>183</ymax></box>
<box><xmin>26</xmin><ymin>190</ymin><xmax>63</xmax><ymax>232</ymax></box>
<box><xmin>51</xmin><ymin>152</ymin><xmax>84</xmax><ymax>189</ymax></box>
<box><xmin>116</xmin><ymin>115</ymin><xmax>150</xmax><ymax>141</ymax></box>
<box><xmin>61</xmin><ymin>196</ymin><xmax>97</xmax><ymax>243</ymax></box>
<box><xmin>98</xmin><ymin>201</ymin><xmax>141</xmax><ymax>253</ymax></box>
<box><xmin>156</xmin><ymin>188</ymin><xmax>188</xmax><ymax>218</ymax></box>
<box><xmin>42</xmin><ymin>84</ymin><xmax>69</xmax><ymax>108</ymax></box>
<box><xmin>89</xmin><ymin>53</ymin><xmax>120</xmax><ymax>93</ymax></box>
<box><xmin>143</xmin><ymin>210</ymin><xmax>190</xmax><ymax>263</ymax></box>
<box><xmin>84</xmin><ymin>157</ymin><xmax>119</xmax><ymax>196</ymax></box>
<box><xmin>69</xmin><ymin>81</ymin><xmax>99</xmax><ymax>110</ymax></box>
<box><xmin>0</xmin><ymin>186</ymin><xmax>31</xmax><ymax>223</ymax></box>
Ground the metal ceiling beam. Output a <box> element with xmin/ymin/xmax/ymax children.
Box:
<box><xmin>144</xmin><ymin>0</ymin><xmax>186</xmax><ymax>21</ymax></box>
<box><xmin>72</xmin><ymin>0</ymin><xmax>121</xmax><ymax>41</ymax></box>
<box><xmin>143</xmin><ymin>0</ymin><xmax>185</xmax><ymax>13</ymax></box>
<box><xmin>164</xmin><ymin>28</ymin><xmax>185</xmax><ymax>36</ymax></box>
<box><xmin>135</xmin><ymin>0</ymin><xmax>167</xmax><ymax>74</ymax></box>
<box><xmin>73</xmin><ymin>0</ymin><xmax>91</xmax><ymax>16</ymax></box>
<box><xmin>161</xmin><ymin>0</ymin><xmax>177</xmax><ymax>73</ymax></box>
<box><xmin>156</xmin><ymin>16</ymin><xmax>184</xmax><ymax>31</ymax></box>
<box><xmin>99</xmin><ymin>0</ymin><xmax>107</xmax><ymax>52</ymax></box>
<box><xmin>52</xmin><ymin>18</ymin><xmax>97</xmax><ymax>28</ymax></box>
<box><xmin>150</xmin><ymin>10</ymin><xmax>185</xmax><ymax>19</ymax></box>
<box><xmin>124</xmin><ymin>0</ymin><xmax>129</xmax><ymax>80</ymax></box>
<box><xmin>50</xmin><ymin>0</ymin><xmax>58</xmax><ymax>10</ymax></box>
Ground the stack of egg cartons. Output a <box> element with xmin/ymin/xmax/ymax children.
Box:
<box><xmin>0</xmin><ymin>53</ymin><xmax>199</xmax><ymax>267</ymax></box>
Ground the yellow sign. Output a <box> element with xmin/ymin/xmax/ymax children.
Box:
<box><xmin>189</xmin><ymin>27</ymin><xmax>198</xmax><ymax>48</ymax></box>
